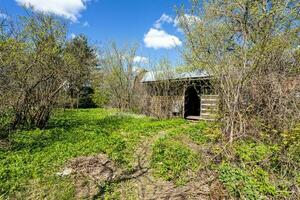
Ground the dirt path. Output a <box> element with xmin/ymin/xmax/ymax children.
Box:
<box><xmin>114</xmin><ymin>125</ymin><xmax>228</xmax><ymax>200</ymax></box>
<box><xmin>60</xmin><ymin>123</ymin><xmax>228</xmax><ymax>199</ymax></box>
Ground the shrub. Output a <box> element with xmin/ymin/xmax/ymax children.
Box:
<box><xmin>0</xmin><ymin>109</ymin><xmax>14</xmax><ymax>138</ymax></box>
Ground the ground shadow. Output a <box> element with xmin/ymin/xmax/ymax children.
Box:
<box><xmin>9</xmin><ymin>114</ymin><xmax>135</xmax><ymax>152</ymax></box>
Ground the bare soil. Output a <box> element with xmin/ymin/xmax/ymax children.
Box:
<box><xmin>62</xmin><ymin>130</ymin><xmax>228</xmax><ymax>199</ymax></box>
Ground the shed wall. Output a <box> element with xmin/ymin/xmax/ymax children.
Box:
<box><xmin>148</xmin><ymin>95</ymin><xmax>184</xmax><ymax>118</ymax></box>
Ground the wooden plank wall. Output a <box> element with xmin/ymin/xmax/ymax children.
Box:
<box><xmin>200</xmin><ymin>95</ymin><xmax>219</xmax><ymax>121</ymax></box>
<box><xmin>149</xmin><ymin>96</ymin><xmax>184</xmax><ymax>118</ymax></box>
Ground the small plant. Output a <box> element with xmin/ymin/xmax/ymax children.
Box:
<box><xmin>218</xmin><ymin>162</ymin><xmax>277</xmax><ymax>199</ymax></box>
<box><xmin>234</xmin><ymin>141</ymin><xmax>278</xmax><ymax>164</ymax></box>
<box><xmin>171</xmin><ymin>121</ymin><xmax>220</xmax><ymax>145</ymax></box>
<box><xmin>151</xmin><ymin>137</ymin><xmax>200</xmax><ymax>185</ymax></box>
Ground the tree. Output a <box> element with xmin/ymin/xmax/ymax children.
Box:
<box><xmin>96</xmin><ymin>42</ymin><xmax>145</xmax><ymax>111</ymax></box>
<box><xmin>64</xmin><ymin>35</ymin><xmax>98</xmax><ymax>108</ymax></box>
<box><xmin>179</xmin><ymin>0</ymin><xmax>299</xmax><ymax>142</ymax></box>
<box><xmin>91</xmin><ymin>69</ymin><xmax>110</xmax><ymax>108</ymax></box>
<box><xmin>0</xmin><ymin>11</ymin><xmax>98</xmax><ymax>133</ymax></box>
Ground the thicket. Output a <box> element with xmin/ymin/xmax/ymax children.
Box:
<box><xmin>0</xmin><ymin>11</ymin><xmax>98</xmax><ymax>137</ymax></box>
<box><xmin>92</xmin><ymin>42</ymin><xmax>147</xmax><ymax>112</ymax></box>
<box><xmin>178</xmin><ymin>0</ymin><xmax>300</xmax><ymax>142</ymax></box>
<box><xmin>175</xmin><ymin>0</ymin><xmax>300</xmax><ymax>198</ymax></box>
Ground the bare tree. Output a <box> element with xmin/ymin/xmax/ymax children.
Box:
<box><xmin>178</xmin><ymin>0</ymin><xmax>299</xmax><ymax>142</ymax></box>
<box><xmin>96</xmin><ymin>42</ymin><xmax>146</xmax><ymax>111</ymax></box>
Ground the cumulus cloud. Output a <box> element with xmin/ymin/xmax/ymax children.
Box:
<box><xmin>0</xmin><ymin>13</ymin><xmax>8</xmax><ymax>19</ymax></box>
<box><xmin>154</xmin><ymin>13</ymin><xmax>173</xmax><ymax>29</ymax></box>
<box><xmin>144</xmin><ymin>28</ymin><xmax>182</xmax><ymax>49</ymax></box>
<box><xmin>15</xmin><ymin>0</ymin><xmax>87</xmax><ymax>22</ymax></box>
<box><xmin>70</xmin><ymin>33</ymin><xmax>76</xmax><ymax>39</ymax></box>
<box><xmin>153</xmin><ymin>13</ymin><xmax>201</xmax><ymax>31</ymax></box>
<box><xmin>174</xmin><ymin>14</ymin><xmax>201</xmax><ymax>27</ymax></box>
<box><xmin>133</xmin><ymin>56</ymin><xmax>149</xmax><ymax>64</ymax></box>
<box><xmin>82</xmin><ymin>21</ymin><xmax>89</xmax><ymax>27</ymax></box>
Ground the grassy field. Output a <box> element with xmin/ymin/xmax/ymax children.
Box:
<box><xmin>0</xmin><ymin>109</ymin><xmax>299</xmax><ymax>199</ymax></box>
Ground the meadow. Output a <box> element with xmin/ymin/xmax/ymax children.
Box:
<box><xmin>0</xmin><ymin>109</ymin><xmax>299</xmax><ymax>199</ymax></box>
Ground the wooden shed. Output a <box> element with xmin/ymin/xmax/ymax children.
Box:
<box><xmin>140</xmin><ymin>70</ymin><xmax>219</xmax><ymax>120</ymax></box>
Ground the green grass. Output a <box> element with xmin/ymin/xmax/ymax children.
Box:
<box><xmin>151</xmin><ymin>136</ymin><xmax>200</xmax><ymax>185</ymax></box>
<box><xmin>0</xmin><ymin>109</ymin><xmax>298</xmax><ymax>199</ymax></box>
<box><xmin>0</xmin><ymin>109</ymin><xmax>186</xmax><ymax>199</ymax></box>
<box><xmin>218</xmin><ymin>162</ymin><xmax>277</xmax><ymax>199</ymax></box>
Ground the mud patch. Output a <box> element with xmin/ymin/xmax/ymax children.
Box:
<box><xmin>0</xmin><ymin>139</ymin><xmax>10</xmax><ymax>150</ymax></box>
<box><xmin>58</xmin><ymin>124</ymin><xmax>229</xmax><ymax>199</ymax></box>
<box><xmin>64</xmin><ymin>154</ymin><xmax>122</xmax><ymax>199</ymax></box>
<box><xmin>113</xmin><ymin>169</ymin><xmax>228</xmax><ymax>200</ymax></box>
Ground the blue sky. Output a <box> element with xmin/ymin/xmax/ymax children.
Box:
<box><xmin>0</xmin><ymin>0</ymin><xmax>198</xmax><ymax>66</ymax></box>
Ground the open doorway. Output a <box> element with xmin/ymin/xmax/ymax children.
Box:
<box><xmin>184</xmin><ymin>86</ymin><xmax>200</xmax><ymax>118</ymax></box>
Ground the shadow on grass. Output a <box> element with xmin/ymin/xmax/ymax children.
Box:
<box><xmin>9</xmin><ymin>114</ymin><xmax>135</xmax><ymax>152</ymax></box>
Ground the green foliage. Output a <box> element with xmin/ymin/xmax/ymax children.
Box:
<box><xmin>92</xmin><ymin>88</ymin><xmax>109</xmax><ymax>108</ymax></box>
<box><xmin>1</xmin><ymin>108</ymin><xmax>298</xmax><ymax>199</ymax></box>
<box><xmin>1</xmin><ymin>12</ymin><xmax>98</xmax><ymax>131</ymax></box>
<box><xmin>98</xmin><ymin>42</ymin><xmax>143</xmax><ymax>110</ymax></box>
<box><xmin>251</xmin><ymin>167</ymin><xmax>277</xmax><ymax>196</ymax></box>
<box><xmin>151</xmin><ymin>137</ymin><xmax>200</xmax><ymax>185</ymax></box>
<box><xmin>0</xmin><ymin>109</ymin><xmax>185</xmax><ymax>198</ymax></box>
<box><xmin>218</xmin><ymin>163</ymin><xmax>277</xmax><ymax>199</ymax></box>
<box><xmin>172</xmin><ymin>121</ymin><xmax>208</xmax><ymax>144</ymax></box>
<box><xmin>228</xmin><ymin>140</ymin><xmax>298</xmax><ymax>198</ymax></box>
<box><xmin>180</xmin><ymin>0</ymin><xmax>299</xmax><ymax>142</ymax></box>
<box><xmin>234</xmin><ymin>141</ymin><xmax>279</xmax><ymax>163</ymax></box>
<box><xmin>78</xmin><ymin>86</ymin><xmax>97</xmax><ymax>108</ymax></box>
<box><xmin>0</xmin><ymin>110</ymin><xmax>14</xmax><ymax>138</ymax></box>
<box><xmin>281</xmin><ymin>125</ymin><xmax>300</xmax><ymax>163</ymax></box>
<box><xmin>171</xmin><ymin>121</ymin><xmax>221</xmax><ymax>145</ymax></box>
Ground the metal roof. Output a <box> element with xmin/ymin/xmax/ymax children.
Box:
<box><xmin>141</xmin><ymin>69</ymin><xmax>210</xmax><ymax>82</ymax></box>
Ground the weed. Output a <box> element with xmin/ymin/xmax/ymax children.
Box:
<box><xmin>151</xmin><ymin>137</ymin><xmax>200</xmax><ymax>185</ymax></box>
<box><xmin>0</xmin><ymin>108</ymin><xmax>298</xmax><ymax>199</ymax></box>
<box><xmin>218</xmin><ymin>162</ymin><xmax>277</xmax><ymax>199</ymax></box>
<box><xmin>234</xmin><ymin>141</ymin><xmax>279</xmax><ymax>164</ymax></box>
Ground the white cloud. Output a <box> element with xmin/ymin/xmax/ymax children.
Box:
<box><xmin>82</xmin><ymin>21</ymin><xmax>89</xmax><ymax>27</ymax></box>
<box><xmin>15</xmin><ymin>0</ymin><xmax>87</xmax><ymax>22</ymax></box>
<box><xmin>174</xmin><ymin>14</ymin><xmax>201</xmax><ymax>27</ymax></box>
<box><xmin>144</xmin><ymin>28</ymin><xmax>182</xmax><ymax>49</ymax></box>
<box><xmin>70</xmin><ymin>33</ymin><xmax>76</xmax><ymax>39</ymax></box>
<box><xmin>133</xmin><ymin>56</ymin><xmax>149</xmax><ymax>64</ymax></box>
<box><xmin>0</xmin><ymin>13</ymin><xmax>8</xmax><ymax>19</ymax></box>
<box><xmin>154</xmin><ymin>13</ymin><xmax>173</xmax><ymax>29</ymax></box>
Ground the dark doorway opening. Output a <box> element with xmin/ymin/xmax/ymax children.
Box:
<box><xmin>184</xmin><ymin>86</ymin><xmax>200</xmax><ymax>118</ymax></box>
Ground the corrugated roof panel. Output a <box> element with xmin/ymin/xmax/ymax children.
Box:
<box><xmin>141</xmin><ymin>69</ymin><xmax>209</xmax><ymax>82</ymax></box>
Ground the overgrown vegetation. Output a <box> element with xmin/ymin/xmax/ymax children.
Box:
<box><xmin>0</xmin><ymin>10</ymin><xmax>98</xmax><ymax>137</ymax></box>
<box><xmin>151</xmin><ymin>137</ymin><xmax>200</xmax><ymax>185</ymax></box>
<box><xmin>93</xmin><ymin>42</ymin><xmax>146</xmax><ymax>112</ymax></box>
<box><xmin>218</xmin><ymin>163</ymin><xmax>277</xmax><ymax>199</ymax></box>
<box><xmin>0</xmin><ymin>109</ymin><xmax>184</xmax><ymax>198</ymax></box>
<box><xmin>178</xmin><ymin>0</ymin><xmax>300</xmax><ymax>141</ymax></box>
<box><xmin>0</xmin><ymin>0</ymin><xmax>299</xmax><ymax>199</ymax></box>
<box><xmin>0</xmin><ymin>109</ymin><xmax>299</xmax><ymax>199</ymax></box>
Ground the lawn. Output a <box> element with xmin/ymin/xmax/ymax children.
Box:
<box><xmin>0</xmin><ymin>109</ymin><xmax>299</xmax><ymax>199</ymax></box>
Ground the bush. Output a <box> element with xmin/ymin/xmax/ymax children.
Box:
<box><xmin>91</xmin><ymin>88</ymin><xmax>109</xmax><ymax>108</ymax></box>
<box><xmin>78</xmin><ymin>86</ymin><xmax>97</xmax><ymax>108</ymax></box>
<box><xmin>0</xmin><ymin>109</ymin><xmax>14</xmax><ymax>138</ymax></box>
